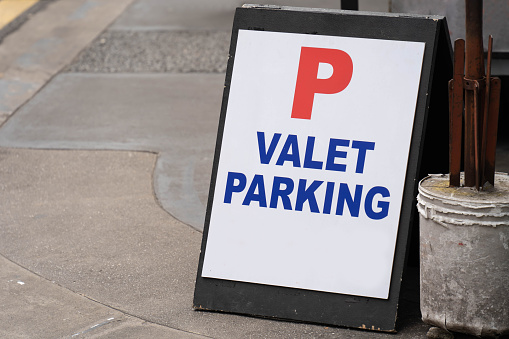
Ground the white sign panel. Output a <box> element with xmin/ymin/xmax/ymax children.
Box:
<box><xmin>202</xmin><ymin>30</ymin><xmax>425</xmax><ymax>299</ymax></box>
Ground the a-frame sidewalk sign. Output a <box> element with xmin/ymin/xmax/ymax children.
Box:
<box><xmin>194</xmin><ymin>5</ymin><xmax>452</xmax><ymax>332</ymax></box>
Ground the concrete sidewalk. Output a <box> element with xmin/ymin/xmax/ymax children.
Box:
<box><xmin>0</xmin><ymin>0</ymin><xmax>506</xmax><ymax>338</ymax></box>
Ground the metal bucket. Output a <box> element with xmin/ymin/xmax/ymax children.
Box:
<box><xmin>417</xmin><ymin>173</ymin><xmax>509</xmax><ymax>337</ymax></box>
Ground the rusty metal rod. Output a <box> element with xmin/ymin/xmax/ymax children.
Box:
<box><xmin>465</xmin><ymin>0</ymin><xmax>484</xmax><ymax>78</ymax></box>
<box><xmin>448</xmin><ymin>0</ymin><xmax>501</xmax><ymax>189</ymax></box>
<box><xmin>481</xmin><ymin>35</ymin><xmax>493</xmax><ymax>187</ymax></box>
<box><xmin>464</xmin><ymin>0</ymin><xmax>485</xmax><ymax>188</ymax></box>
<box><xmin>449</xmin><ymin>39</ymin><xmax>465</xmax><ymax>187</ymax></box>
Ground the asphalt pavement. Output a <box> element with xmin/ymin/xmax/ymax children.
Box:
<box><xmin>0</xmin><ymin>0</ymin><xmax>507</xmax><ymax>338</ymax></box>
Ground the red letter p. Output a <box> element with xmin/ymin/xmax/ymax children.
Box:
<box><xmin>291</xmin><ymin>47</ymin><xmax>353</xmax><ymax>120</ymax></box>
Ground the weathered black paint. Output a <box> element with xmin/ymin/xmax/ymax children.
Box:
<box><xmin>194</xmin><ymin>6</ymin><xmax>452</xmax><ymax>332</ymax></box>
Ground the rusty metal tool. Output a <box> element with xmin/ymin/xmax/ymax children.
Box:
<box><xmin>481</xmin><ymin>35</ymin><xmax>492</xmax><ymax>186</ymax></box>
<box><xmin>449</xmin><ymin>39</ymin><xmax>465</xmax><ymax>187</ymax></box>
<box><xmin>464</xmin><ymin>0</ymin><xmax>484</xmax><ymax>189</ymax></box>
<box><xmin>449</xmin><ymin>0</ymin><xmax>501</xmax><ymax>190</ymax></box>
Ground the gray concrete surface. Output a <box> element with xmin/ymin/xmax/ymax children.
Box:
<box><xmin>0</xmin><ymin>73</ymin><xmax>222</xmax><ymax>229</ymax></box>
<box><xmin>1</xmin><ymin>0</ymin><xmax>507</xmax><ymax>337</ymax></box>
<box><xmin>0</xmin><ymin>0</ymin><xmax>56</xmax><ymax>44</ymax></box>
<box><xmin>0</xmin><ymin>0</ymin><xmax>134</xmax><ymax>124</ymax></box>
<box><xmin>1</xmin><ymin>255</ymin><xmax>197</xmax><ymax>338</ymax></box>
<box><xmin>66</xmin><ymin>31</ymin><xmax>231</xmax><ymax>73</ymax></box>
<box><xmin>109</xmin><ymin>0</ymin><xmax>243</xmax><ymax>31</ymax></box>
<box><xmin>1</xmin><ymin>254</ymin><xmax>122</xmax><ymax>338</ymax></box>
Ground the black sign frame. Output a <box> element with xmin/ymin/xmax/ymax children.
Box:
<box><xmin>194</xmin><ymin>5</ymin><xmax>452</xmax><ymax>332</ymax></box>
